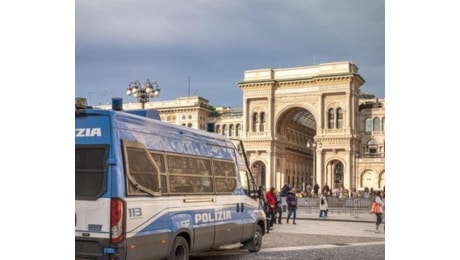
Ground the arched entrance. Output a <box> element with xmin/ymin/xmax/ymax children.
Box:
<box><xmin>361</xmin><ymin>170</ymin><xmax>378</xmax><ymax>190</ymax></box>
<box><xmin>251</xmin><ymin>160</ymin><xmax>266</xmax><ymax>187</ymax></box>
<box><xmin>274</xmin><ymin>106</ymin><xmax>317</xmax><ymax>190</ymax></box>
<box><xmin>332</xmin><ymin>160</ymin><xmax>344</xmax><ymax>189</ymax></box>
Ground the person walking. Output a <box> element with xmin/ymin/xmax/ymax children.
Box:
<box><xmin>275</xmin><ymin>190</ymin><xmax>283</xmax><ymax>224</ymax></box>
<box><xmin>319</xmin><ymin>191</ymin><xmax>329</xmax><ymax>218</ymax></box>
<box><xmin>371</xmin><ymin>190</ymin><xmax>385</xmax><ymax>233</ymax></box>
<box><xmin>286</xmin><ymin>187</ymin><xmax>298</xmax><ymax>224</ymax></box>
<box><xmin>265</xmin><ymin>187</ymin><xmax>277</xmax><ymax>230</ymax></box>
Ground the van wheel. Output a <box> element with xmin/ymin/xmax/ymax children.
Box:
<box><xmin>244</xmin><ymin>225</ymin><xmax>263</xmax><ymax>252</ymax></box>
<box><xmin>168</xmin><ymin>236</ymin><xmax>189</xmax><ymax>260</ymax></box>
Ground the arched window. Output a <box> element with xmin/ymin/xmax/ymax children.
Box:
<box><xmin>229</xmin><ymin>124</ymin><xmax>234</xmax><ymax>137</ymax></box>
<box><xmin>328</xmin><ymin>108</ymin><xmax>334</xmax><ymax>129</ymax></box>
<box><xmin>236</xmin><ymin>124</ymin><xmax>241</xmax><ymax>137</ymax></box>
<box><xmin>259</xmin><ymin>112</ymin><xmax>265</xmax><ymax>132</ymax></box>
<box><xmin>367</xmin><ymin>139</ymin><xmax>378</xmax><ymax>156</ymax></box>
<box><xmin>215</xmin><ymin>125</ymin><xmax>221</xmax><ymax>134</ymax></box>
<box><xmin>373</xmin><ymin>117</ymin><xmax>381</xmax><ymax>132</ymax></box>
<box><xmin>364</xmin><ymin>118</ymin><xmax>372</xmax><ymax>132</ymax></box>
<box><xmin>222</xmin><ymin>125</ymin><xmax>227</xmax><ymax>136</ymax></box>
<box><xmin>382</xmin><ymin>117</ymin><xmax>385</xmax><ymax>131</ymax></box>
<box><xmin>252</xmin><ymin>112</ymin><xmax>258</xmax><ymax>132</ymax></box>
<box><xmin>336</xmin><ymin>108</ymin><xmax>343</xmax><ymax>129</ymax></box>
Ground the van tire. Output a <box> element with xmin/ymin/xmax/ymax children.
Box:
<box><xmin>168</xmin><ymin>236</ymin><xmax>189</xmax><ymax>260</ymax></box>
<box><xmin>244</xmin><ymin>224</ymin><xmax>263</xmax><ymax>252</ymax></box>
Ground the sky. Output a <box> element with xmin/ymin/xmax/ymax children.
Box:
<box><xmin>75</xmin><ymin>0</ymin><xmax>385</xmax><ymax>108</ymax></box>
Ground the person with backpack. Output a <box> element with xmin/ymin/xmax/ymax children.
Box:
<box><xmin>319</xmin><ymin>191</ymin><xmax>328</xmax><ymax>218</ymax></box>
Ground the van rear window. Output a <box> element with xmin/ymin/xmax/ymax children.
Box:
<box><xmin>75</xmin><ymin>145</ymin><xmax>108</xmax><ymax>200</ymax></box>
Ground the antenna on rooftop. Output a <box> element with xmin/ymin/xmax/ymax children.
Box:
<box><xmin>188</xmin><ymin>76</ymin><xmax>190</xmax><ymax>97</ymax></box>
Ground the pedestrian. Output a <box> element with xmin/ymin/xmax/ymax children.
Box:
<box><xmin>370</xmin><ymin>190</ymin><xmax>385</xmax><ymax>233</ymax></box>
<box><xmin>313</xmin><ymin>184</ymin><xmax>319</xmax><ymax>198</ymax></box>
<box><xmin>286</xmin><ymin>187</ymin><xmax>298</xmax><ymax>224</ymax></box>
<box><xmin>257</xmin><ymin>186</ymin><xmax>267</xmax><ymax>211</ymax></box>
<box><xmin>322</xmin><ymin>183</ymin><xmax>330</xmax><ymax>195</ymax></box>
<box><xmin>363</xmin><ymin>187</ymin><xmax>370</xmax><ymax>199</ymax></box>
<box><xmin>280</xmin><ymin>183</ymin><xmax>290</xmax><ymax>197</ymax></box>
<box><xmin>265</xmin><ymin>187</ymin><xmax>277</xmax><ymax>229</ymax></box>
<box><xmin>275</xmin><ymin>190</ymin><xmax>283</xmax><ymax>224</ymax></box>
<box><xmin>319</xmin><ymin>191</ymin><xmax>328</xmax><ymax>218</ymax></box>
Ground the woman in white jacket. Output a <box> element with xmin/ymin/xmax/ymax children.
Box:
<box><xmin>372</xmin><ymin>191</ymin><xmax>385</xmax><ymax>233</ymax></box>
<box><xmin>319</xmin><ymin>191</ymin><xmax>328</xmax><ymax>218</ymax></box>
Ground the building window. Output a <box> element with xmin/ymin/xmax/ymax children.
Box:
<box><xmin>187</xmin><ymin>123</ymin><xmax>192</xmax><ymax>128</ymax></box>
<box><xmin>236</xmin><ymin>124</ymin><xmax>241</xmax><ymax>137</ymax></box>
<box><xmin>252</xmin><ymin>112</ymin><xmax>258</xmax><ymax>132</ymax></box>
<box><xmin>382</xmin><ymin>117</ymin><xmax>385</xmax><ymax>131</ymax></box>
<box><xmin>373</xmin><ymin>117</ymin><xmax>380</xmax><ymax>132</ymax></box>
<box><xmin>215</xmin><ymin>125</ymin><xmax>221</xmax><ymax>134</ymax></box>
<box><xmin>328</xmin><ymin>108</ymin><xmax>334</xmax><ymax>129</ymax></box>
<box><xmin>336</xmin><ymin>108</ymin><xmax>343</xmax><ymax>129</ymax></box>
<box><xmin>229</xmin><ymin>124</ymin><xmax>234</xmax><ymax>137</ymax></box>
<box><xmin>367</xmin><ymin>139</ymin><xmax>378</xmax><ymax>156</ymax></box>
<box><xmin>222</xmin><ymin>125</ymin><xmax>227</xmax><ymax>136</ymax></box>
<box><xmin>259</xmin><ymin>112</ymin><xmax>265</xmax><ymax>132</ymax></box>
<box><xmin>364</xmin><ymin>118</ymin><xmax>372</xmax><ymax>132</ymax></box>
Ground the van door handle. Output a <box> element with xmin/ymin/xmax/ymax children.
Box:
<box><xmin>236</xmin><ymin>202</ymin><xmax>240</xmax><ymax>212</ymax></box>
<box><xmin>240</xmin><ymin>203</ymin><xmax>244</xmax><ymax>212</ymax></box>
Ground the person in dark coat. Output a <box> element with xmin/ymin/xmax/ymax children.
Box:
<box><xmin>313</xmin><ymin>184</ymin><xmax>320</xmax><ymax>198</ymax></box>
<box><xmin>286</xmin><ymin>188</ymin><xmax>298</xmax><ymax>225</ymax></box>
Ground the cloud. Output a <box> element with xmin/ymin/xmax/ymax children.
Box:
<box><xmin>76</xmin><ymin>0</ymin><xmax>384</xmax><ymax>107</ymax></box>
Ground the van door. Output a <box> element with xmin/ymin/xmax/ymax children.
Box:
<box><xmin>75</xmin><ymin>144</ymin><xmax>112</xmax><ymax>256</ymax></box>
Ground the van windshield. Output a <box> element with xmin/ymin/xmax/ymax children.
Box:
<box><xmin>75</xmin><ymin>145</ymin><xmax>108</xmax><ymax>200</ymax></box>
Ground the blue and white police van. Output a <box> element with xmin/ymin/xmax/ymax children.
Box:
<box><xmin>75</xmin><ymin>98</ymin><xmax>266</xmax><ymax>259</ymax></box>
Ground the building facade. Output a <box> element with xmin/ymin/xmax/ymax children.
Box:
<box><xmin>97</xmin><ymin>61</ymin><xmax>385</xmax><ymax>194</ymax></box>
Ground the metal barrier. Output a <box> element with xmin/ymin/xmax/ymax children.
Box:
<box><xmin>298</xmin><ymin>197</ymin><xmax>373</xmax><ymax>218</ymax></box>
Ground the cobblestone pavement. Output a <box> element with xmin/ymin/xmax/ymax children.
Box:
<box><xmin>261</xmin><ymin>218</ymin><xmax>384</xmax><ymax>248</ymax></box>
<box><xmin>191</xmin><ymin>215</ymin><xmax>385</xmax><ymax>259</ymax></box>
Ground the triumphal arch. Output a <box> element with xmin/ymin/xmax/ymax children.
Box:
<box><xmin>238</xmin><ymin>61</ymin><xmax>368</xmax><ymax>192</ymax></box>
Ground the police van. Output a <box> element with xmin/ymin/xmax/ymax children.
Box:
<box><xmin>75</xmin><ymin>98</ymin><xmax>266</xmax><ymax>259</ymax></box>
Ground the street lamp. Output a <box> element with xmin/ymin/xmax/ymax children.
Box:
<box><xmin>307</xmin><ymin>140</ymin><xmax>322</xmax><ymax>187</ymax></box>
<box><xmin>126</xmin><ymin>79</ymin><xmax>160</xmax><ymax>109</ymax></box>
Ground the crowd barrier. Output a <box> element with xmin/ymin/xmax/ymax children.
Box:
<box><xmin>283</xmin><ymin>197</ymin><xmax>375</xmax><ymax>218</ymax></box>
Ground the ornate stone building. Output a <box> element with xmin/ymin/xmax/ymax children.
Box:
<box><xmin>212</xmin><ymin>61</ymin><xmax>385</xmax><ymax>193</ymax></box>
<box><xmin>96</xmin><ymin>61</ymin><xmax>385</xmax><ymax>193</ymax></box>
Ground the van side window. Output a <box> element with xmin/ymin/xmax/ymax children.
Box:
<box><xmin>167</xmin><ymin>154</ymin><xmax>213</xmax><ymax>194</ymax></box>
<box><xmin>213</xmin><ymin>160</ymin><xmax>237</xmax><ymax>193</ymax></box>
<box><xmin>150</xmin><ymin>152</ymin><xmax>167</xmax><ymax>193</ymax></box>
<box><xmin>123</xmin><ymin>140</ymin><xmax>161</xmax><ymax>196</ymax></box>
<box><xmin>239</xmin><ymin>170</ymin><xmax>251</xmax><ymax>196</ymax></box>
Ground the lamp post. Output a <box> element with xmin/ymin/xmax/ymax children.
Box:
<box><xmin>307</xmin><ymin>140</ymin><xmax>321</xmax><ymax>187</ymax></box>
<box><xmin>126</xmin><ymin>79</ymin><xmax>160</xmax><ymax>109</ymax></box>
